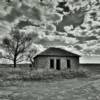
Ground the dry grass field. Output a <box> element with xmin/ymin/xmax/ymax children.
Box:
<box><xmin>0</xmin><ymin>66</ymin><xmax>100</xmax><ymax>100</ymax></box>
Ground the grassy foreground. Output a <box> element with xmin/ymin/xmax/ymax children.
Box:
<box><xmin>0</xmin><ymin>67</ymin><xmax>100</xmax><ymax>100</ymax></box>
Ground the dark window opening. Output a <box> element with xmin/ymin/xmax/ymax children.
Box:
<box><xmin>50</xmin><ymin>59</ymin><xmax>54</xmax><ymax>69</ymax></box>
<box><xmin>56</xmin><ymin>59</ymin><xmax>61</xmax><ymax>70</ymax></box>
<box><xmin>67</xmin><ymin>59</ymin><xmax>71</xmax><ymax>69</ymax></box>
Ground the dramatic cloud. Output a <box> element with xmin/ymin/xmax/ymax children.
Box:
<box><xmin>56</xmin><ymin>11</ymin><xmax>85</xmax><ymax>32</ymax></box>
<box><xmin>0</xmin><ymin>0</ymin><xmax>100</xmax><ymax>56</ymax></box>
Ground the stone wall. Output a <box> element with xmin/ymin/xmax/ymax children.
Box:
<box><xmin>34</xmin><ymin>56</ymin><xmax>79</xmax><ymax>71</ymax></box>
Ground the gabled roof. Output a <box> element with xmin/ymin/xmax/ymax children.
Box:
<box><xmin>34</xmin><ymin>47</ymin><xmax>80</xmax><ymax>58</ymax></box>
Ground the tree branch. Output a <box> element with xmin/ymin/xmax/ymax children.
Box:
<box><xmin>2</xmin><ymin>56</ymin><xmax>13</xmax><ymax>61</ymax></box>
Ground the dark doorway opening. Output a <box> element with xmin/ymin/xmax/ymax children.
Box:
<box><xmin>56</xmin><ymin>59</ymin><xmax>61</xmax><ymax>70</ymax></box>
<box><xmin>67</xmin><ymin>59</ymin><xmax>71</xmax><ymax>69</ymax></box>
<box><xmin>50</xmin><ymin>59</ymin><xmax>54</xmax><ymax>69</ymax></box>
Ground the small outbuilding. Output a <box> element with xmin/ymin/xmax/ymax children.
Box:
<box><xmin>34</xmin><ymin>47</ymin><xmax>80</xmax><ymax>71</ymax></box>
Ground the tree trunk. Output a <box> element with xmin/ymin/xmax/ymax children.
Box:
<box><xmin>30</xmin><ymin>58</ymin><xmax>34</xmax><ymax>70</ymax></box>
<box><xmin>14</xmin><ymin>57</ymin><xmax>17</xmax><ymax>68</ymax></box>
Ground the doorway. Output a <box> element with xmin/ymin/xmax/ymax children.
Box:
<box><xmin>56</xmin><ymin>59</ymin><xmax>61</xmax><ymax>70</ymax></box>
<box><xmin>50</xmin><ymin>59</ymin><xmax>54</xmax><ymax>69</ymax></box>
<box><xmin>67</xmin><ymin>59</ymin><xmax>71</xmax><ymax>69</ymax></box>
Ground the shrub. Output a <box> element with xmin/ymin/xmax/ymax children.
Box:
<box><xmin>27</xmin><ymin>68</ymin><xmax>91</xmax><ymax>81</ymax></box>
<box><xmin>5</xmin><ymin>67</ymin><xmax>91</xmax><ymax>81</ymax></box>
<box><xmin>77</xmin><ymin>67</ymin><xmax>91</xmax><ymax>78</ymax></box>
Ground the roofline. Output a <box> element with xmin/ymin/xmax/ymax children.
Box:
<box><xmin>34</xmin><ymin>47</ymin><xmax>81</xmax><ymax>59</ymax></box>
<box><xmin>34</xmin><ymin>55</ymin><xmax>80</xmax><ymax>59</ymax></box>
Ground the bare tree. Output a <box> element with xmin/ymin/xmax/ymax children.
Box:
<box><xmin>1</xmin><ymin>28</ymin><xmax>33</xmax><ymax>68</ymax></box>
<box><xmin>26</xmin><ymin>48</ymin><xmax>38</xmax><ymax>69</ymax></box>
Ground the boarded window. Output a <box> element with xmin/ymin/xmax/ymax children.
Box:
<box><xmin>56</xmin><ymin>59</ymin><xmax>61</xmax><ymax>70</ymax></box>
<box><xmin>67</xmin><ymin>59</ymin><xmax>71</xmax><ymax>69</ymax></box>
<box><xmin>50</xmin><ymin>59</ymin><xmax>54</xmax><ymax>69</ymax></box>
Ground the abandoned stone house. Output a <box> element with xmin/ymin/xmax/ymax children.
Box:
<box><xmin>34</xmin><ymin>47</ymin><xmax>80</xmax><ymax>71</ymax></box>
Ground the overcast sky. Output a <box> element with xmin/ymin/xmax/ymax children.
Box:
<box><xmin>0</xmin><ymin>0</ymin><xmax>100</xmax><ymax>59</ymax></box>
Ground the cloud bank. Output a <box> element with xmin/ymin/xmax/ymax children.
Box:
<box><xmin>0</xmin><ymin>0</ymin><xmax>100</xmax><ymax>56</ymax></box>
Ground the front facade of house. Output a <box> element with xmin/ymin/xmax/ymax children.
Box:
<box><xmin>34</xmin><ymin>47</ymin><xmax>80</xmax><ymax>71</ymax></box>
